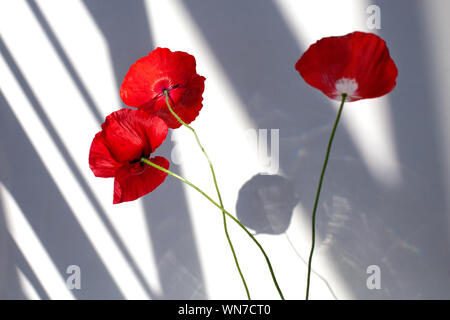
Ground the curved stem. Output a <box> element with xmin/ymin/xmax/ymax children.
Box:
<box><xmin>140</xmin><ymin>157</ymin><xmax>285</xmax><ymax>300</ymax></box>
<box><xmin>306</xmin><ymin>94</ymin><xmax>347</xmax><ymax>300</ymax></box>
<box><xmin>164</xmin><ymin>90</ymin><xmax>250</xmax><ymax>299</ymax></box>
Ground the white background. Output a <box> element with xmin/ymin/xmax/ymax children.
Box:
<box><xmin>1</xmin><ymin>0</ymin><xmax>450</xmax><ymax>299</ymax></box>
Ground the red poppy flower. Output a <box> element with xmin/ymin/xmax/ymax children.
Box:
<box><xmin>295</xmin><ymin>31</ymin><xmax>398</xmax><ymax>102</ymax></box>
<box><xmin>120</xmin><ymin>47</ymin><xmax>206</xmax><ymax>129</ymax></box>
<box><xmin>89</xmin><ymin>109</ymin><xmax>169</xmax><ymax>204</ymax></box>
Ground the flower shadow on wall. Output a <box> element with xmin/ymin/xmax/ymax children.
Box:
<box><xmin>236</xmin><ymin>174</ymin><xmax>298</xmax><ymax>235</ymax></box>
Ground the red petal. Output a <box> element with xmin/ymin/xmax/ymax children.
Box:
<box><xmin>113</xmin><ymin>156</ymin><xmax>169</xmax><ymax>204</ymax></box>
<box><xmin>89</xmin><ymin>131</ymin><xmax>119</xmax><ymax>177</ymax></box>
<box><xmin>295</xmin><ymin>31</ymin><xmax>398</xmax><ymax>101</ymax></box>
<box><xmin>120</xmin><ymin>47</ymin><xmax>205</xmax><ymax>128</ymax></box>
<box><xmin>100</xmin><ymin>109</ymin><xmax>168</xmax><ymax>163</ymax></box>
<box><xmin>120</xmin><ymin>48</ymin><xmax>197</xmax><ymax>107</ymax></box>
<box><xmin>142</xmin><ymin>74</ymin><xmax>206</xmax><ymax>128</ymax></box>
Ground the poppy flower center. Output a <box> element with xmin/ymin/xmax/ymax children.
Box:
<box><xmin>152</xmin><ymin>78</ymin><xmax>179</xmax><ymax>98</ymax></box>
<box><xmin>130</xmin><ymin>152</ymin><xmax>149</xmax><ymax>165</ymax></box>
<box><xmin>334</xmin><ymin>78</ymin><xmax>358</xmax><ymax>100</ymax></box>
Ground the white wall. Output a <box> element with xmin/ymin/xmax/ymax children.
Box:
<box><xmin>1</xmin><ymin>0</ymin><xmax>449</xmax><ymax>299</ymax></box>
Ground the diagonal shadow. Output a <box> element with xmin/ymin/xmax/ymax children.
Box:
<box><xmin>0</xmin><ymin>191</ymin><xmax>26</xmax><ymax>299</ymax></box>
<box><xmin>0</xmin><ymin>35</ymin><xmax>155</xmax><ymax>298</ymax></box>
<box><xmin>368</xmin><ymin>0</ymin><xmax>450</xmax><ymax>298</ymax></box>
<box><xmin>180</xmin><ymin>0</ymin><xmax>344</xmax><ymax>297</ymax></box>
<box><xmin>25</xmin><ymin>0</ymin><xmax>103</xmax><ymax>124</ymax></box>
<box><xmin>8</xmin><ymin>232</ymin><xmax>51</xmax><ymax>299</ymax></box>
<box><xmin>82</xmin><ymin>0</ymin><xmax>153</xmax><ymax>89</ymax></box>
<box><xmin>180</xmin><ymin>0</ymin><xmax>329</xmax><ymax>135</ymax></box>
<box><xmin>142</xmin><ymin>141</ymin><xmax>207</xmax><ymax>299</ymax></box>
<box><xmin>83</xmin><ymin>0</ymin><xmax>206</xmax><ymax>299</ymax></box>
<box><xmin>0</xmin><ymin>90</ymin><xmax>123</xmax><ymax>299</ymax></box>
<box><xmin>181</xmin><ymin>0</ymin><xmax>450</xmax><ymax>298</ymax></box>
<box><xmin>19</xmin><ymin>0</ymin><xmax>159</xmax><ymax>298</ymax></box>
<box><xmin>308</xmin><ymin>0</ymin><xmax>450</xmax><ymax>299</ymax></box>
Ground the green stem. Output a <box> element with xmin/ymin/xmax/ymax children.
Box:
<box><xmin>163</xmin><ymin>90</ymin><xmax>250</xmax><ymax>299</ymax></box>
<box><xmin>305</xmin><ymin>94</ymin><xmax>347</xmax><ymax>300</ymax></box>
<box><xmin>140</xmin><ymin>157</ymin><xmax>285</xmax><ymax>300</ymax></box>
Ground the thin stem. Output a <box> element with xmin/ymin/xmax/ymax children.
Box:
<box><xmin>163</xmin><ymin>90</ymin><xmax>250</xmax><ymax>299</ymax></box>
<box><xmin>305</xmin><ymin>94</ymin><xmax>347</xmax><ymax>300</ymax></box>
<box><xmin>140</xmin><ymin>157</ymin><xmax>285</xmax><ymax>300</ymax></box>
